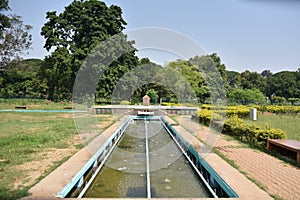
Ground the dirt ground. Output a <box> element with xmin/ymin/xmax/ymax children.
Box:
<box><xmin>10</xmin><ymin>114</ymin><xmax>116</xmax><ymax>191</ymax></box>
<box><xmin>12</xmin><ymin>135</ymin><xmax>82</xmax><ymax>190</ymax></box>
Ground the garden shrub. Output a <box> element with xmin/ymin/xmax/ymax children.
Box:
<box><xmin>193</xmin><ymin>108</ymin><xmax>287</xmax><ymax>146</ymax></box>
<box><xmin>255</xmin><ymin>127</ymin><xmax>286</xmax><ymax>143</ymax></box>
<box><xmin>258</xmin><ymin>105</ymin><xmax>300</xmax><ymax>114</ymax></box>
<box><xmin>161</xmin><ymin>102</ymin><xmax>180</xmax><ymax>107</ymax></box>
<box><xmin>120</xmin><ymin>100</ymin><xmax>130</xmax><ymax>105</ymax></box>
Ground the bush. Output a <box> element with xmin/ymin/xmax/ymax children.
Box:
<box><xmin>120</xmin><ymin>100</ymin><xmax>130</xmax><ymax>105</ymax></box>
<box><xmin>222</xmin><ymin>115</ymin><xmax>286</xmax><ymax>146</ymax></box>
<box><xmin>228</xmin><ymin>88</ymin><xmax>266</xmax><ymax>105</ymax></box>
<box><xmin>161</xmin><ymin>102</ymin><xmax>177</xmax><ymax>106</ymax></box>
<box><xmin>258</xmin><ymin>105</ymin><xmax>300</xmax><ymax>114</ymax></box>
<box><xmin>255</xmin><ymin>127</ymin><xmax>286</xmax><ymax>143</ymax></box>
<box><xmin>226</xmin><ymin>106</ymin><xmax>250</xmax><ymax>118</ymax></box>
<box><xmin>193</xmin><ymin>109</ymin><xmax>223</xmax><ymax>126</ymax></box>
<box><xmin>200</xmin><ymin>104</ymin><xmax>251</xmax><ymax>118</ymax></box>
<box><xmin>193</xmin><ymin>107</ymin><xmax>287</xmax><ymax>146</ymax></box>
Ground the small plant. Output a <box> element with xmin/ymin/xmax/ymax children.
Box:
<box><xmin>120</xmin><ymin>100</ymin><xmax>130</xmax><ymax>105</ymax></box>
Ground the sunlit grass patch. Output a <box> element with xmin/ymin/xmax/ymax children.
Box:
<box><xmin>245</xmin><ymin>114</ymin><xmax>300</xmax><ymax>141</ymax></box>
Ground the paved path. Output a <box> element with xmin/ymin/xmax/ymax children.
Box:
<box><xmin>173</xmin><ymin>115</ymin><xmax>300</xmax><ymax>200</ymax></box>
<box><xmin>164</xmin><ymin>116</ymin><xmax>272</xmax><ymax>200</ymax></box>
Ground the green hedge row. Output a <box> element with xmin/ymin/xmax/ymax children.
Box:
<box><xmin>201</xmin><ymin>104</ymin><xmax>300</xmax><ymax>115</ymax></box>
<box><xmin>258</xmin><ymin>105</ymin><xmax>300</xmax><ymax>114</ymax></box>
<box><xmin>200</xmin><ymin>104</ymin><xmax>251</xmax><ymax>118</ymax></box>
<box><xmin>222</xmin><ymin>115</ymin><xmax>286</xmax><ymax>145</ymax></box>
<box><xmin>192</xmin><ymin>110</ymin><xmax>286</xmax><ymax>146</ymax></box>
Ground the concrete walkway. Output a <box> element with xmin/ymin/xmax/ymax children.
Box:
<box><xmin>172</xmin><ymin>115</ymin><xmax>300</xmax><ymax>200</ymax></box>
<box><xmin>164</xmin><ymin>116</ymin><xmax>272</xmax><ymax>200</ymax></box>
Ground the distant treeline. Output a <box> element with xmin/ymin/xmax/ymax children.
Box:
<box><xmin>0</xmin><ymin>0</ymin><xmax>299</xmax><ymax>105</ymax></box>
<box><xmin>0</xmin><ymin>57</ymin><xmax>299</xmax><ymax>105</ymax></box>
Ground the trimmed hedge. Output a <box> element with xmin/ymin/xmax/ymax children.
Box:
<box><xmin>258</xmin><ymin>105</ymin><xmax>300</xmax><ymax>114</ymax></box>
<box><xmin>193</xmin><ymin>109</ymin><xmax>223</xmax><ymax>125</ymax></box>
<box><xmin>223</xmin><ymin>115</ymin><xmax>286</xmax><ymax>145</ymax></box>
<box><xmin>200</xmin><ymin>104</ymin><xmax>251</xmax><ymax>118</ymax></box>
<box><xmin>161</xmin><ymin>102</ymin><xmax>180</xmax><ymax>107</ymax></box>
<box><xmin>200</xmin><ymin>104</ymin><xmax>300</xmax><ymax>115</ymax></box>
<box><xmin>192</xmin><ymin>109</ymin><xmax>286</xmax><ymax>146</ymax></box>
<box><xmin>120</xmin><ymin>100</ymin><xmax>130</xmax><ymax>105</ymax></box>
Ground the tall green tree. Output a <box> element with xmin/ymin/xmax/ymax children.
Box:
<box><xmin>261</xmin><ymin>69</ymin><xmax>272</xmax><ymax>79</ymax></box>
<box><xmin>109</xmin><ymin>59</ymin><xmax>169</xmax><ymax>104</ymax></box>
<box><xmin>146</xmin><ymin>89</ymin><xmax>159</xmax><ymax>104</ymax></box>
<box><xmin>41</xmin><ymin>47</ymin><xmax>73</xmax><ymax>100</ymax></box>
<box><xmin>0</xmin><ymin>0</ymin><xmax>10</xmax><ymax>38</ymax></box>
<box><xmin>165</xmin><ymin>59</ymin><xmax>208</xmax><ymax>103</ymax></box>
<box><xmin>240</xmin><ymin>70</ymin><xmax>266</xmax><ymax>93</ymax></box>
<box><xmin>0</xmin><ymin>14</ymin><xmax>32</xmax><ymax>70</ymax></box>
<box><xmin>266</xmin><ymin>71</ymin><xmax>299</xmax><ymax>99</ymax></box>
<box><xmin>189</xmin><ymin>54</ymin><xmax>227</xmax><ymax>103</ymax></box>
<box><xmin>228</xmin><ymin>88</ymin><xmax>266</xmax><ymax>104</ymax></box>
<box><xmin>96</xmin><ymin>50</ymin><xmax>139</xmax><ymax>101</ymax></box>
<box><xmin>41</xmin><ymin>0</ymin><xmax>136</xmax><ymax>100</ymax></box>
<box><xmin>207</xmin><ymin>53</ymin><xmax>227</xmax><ymax>83</ymax></box>
<box><xmin>226</xmin><ymin>70</ymin><xmax>241</xmax><ymax>91</ymax></box>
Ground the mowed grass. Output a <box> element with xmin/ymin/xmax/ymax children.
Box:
<box><xmin>0</xmin><ymin>98</ymin><xmax>72</xmax><ymax>110</ymax></box>
<box><xmin>0</xmin><ymin>112</ymin><xmax>76</xmax><ymax>163</ymax></box>
<box><xmin>245</xmin><ymin>114</ymin><xmax>300</xmax><ymax>141</ymax></box>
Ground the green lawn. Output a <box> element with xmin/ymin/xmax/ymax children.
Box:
<box><xmin>0</xmin><ymin>111</ymin><xmax>115</xmax><ymax>200</ymax></box>
<box><xmin>245</xmin><ymin>114</ymin><xmax>300</xmax><ymax>141</ymax></box>
<box><xmin>0</xmin><ymin>112</ymin><xmax>77</xmax><ymax>199</ymax></box>
<box><xmin>0</xmin><ymin>98</ymin><xmax>73</xmax><ymax>110</ymax></box>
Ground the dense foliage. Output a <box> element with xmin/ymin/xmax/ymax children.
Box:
<box><xmin>40</xmin><ymin>0</ymin><xmax>138</xmax><ymax>101</ymax></box>
<box><xmin>0</xmin><ymin>0</ymin><xmax>10</xmax><ymax>38</ymax></box>
<box><xmin>226</xmin><ymin>69</ymin><xmax>300</xmax><ymax>105</ymax></box>
<box><xmin>0</xmin><ymin>0</ymin><xmax>299</xmax><ymax>105</ymax></box>
<box><xmin>0</xmin><ymin>59</ymin><xmax>46</xmax><ymax>98</ymax></box>
<box><xmin>228</xmin><ymin>88</ymin><xmax>265</xmax><ymax>104</ymax></box>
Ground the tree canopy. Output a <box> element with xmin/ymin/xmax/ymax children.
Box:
<box><xmin>228</xmin><ymin>88</ymin><xmax>266</xmax><ymax>104</ymax></box>
<box><xmin>0</xmin><ymin>0</ymin><xmax>32</xmax><ymax>70</ymax></box>
<box><xmin>0</xmin><ymin>0</ymin><xmax>299</xmax><ymax>105</ymax></box>
<box><xmin>0</xmin><ymin>0</ymin><xmax>10</xmax><ymax>38</ymax></box>
<box><xmin>266</xmin><ymin>71</ymin><xmax>300</xmax><ymax>99</ymax></box>
<box><xmin>0</xmin><ymin>14</ymin><xmax>32</xmax><ymax>70</ymax></box>
<box><xmin>40</xmin><ymin>0</ymin><xmax>137</xmax><ymax>101</ymax></box>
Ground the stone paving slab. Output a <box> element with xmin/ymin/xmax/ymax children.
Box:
<box><xmin>173</xmin><ymin>115</ymin><xmax>300</xmax><ymax>200</ymax></box>
<box><xmin>217</xmin><ymin>144</ymin><xmax>300</xmax><ymax>200</ymax></box>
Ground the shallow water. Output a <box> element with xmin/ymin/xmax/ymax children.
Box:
<box><xmin>83</xmin><ymin>120</ymin><xmax>210</xmax><ymax>198</ymax></box>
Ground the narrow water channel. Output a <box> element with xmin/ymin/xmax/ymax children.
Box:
<box><xmin>83</xmin><ymin>119</ymin><xmax>210</xmax><ymax>198</ymax></box>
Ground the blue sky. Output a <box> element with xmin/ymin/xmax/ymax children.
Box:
<box><xmin>7</xmin><ymin>0</ymin><xmax>300</xmax><ymax>73</ymax></box>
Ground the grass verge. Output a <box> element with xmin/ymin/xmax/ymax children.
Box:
<box><xmin>245</xmin><ymin>113</ymin><xmax>300</xmax><ymax>141</ymax></box>
<box><xmin>0</xmin><ymin>98</ymin><xmax>72</xmax><ymax>110</ymax></box>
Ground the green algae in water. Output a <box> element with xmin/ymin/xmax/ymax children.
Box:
<box><xmin>84</xmin><ymin>120</ymin><xmax>210</xmax><ymax>198</ymax></box>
